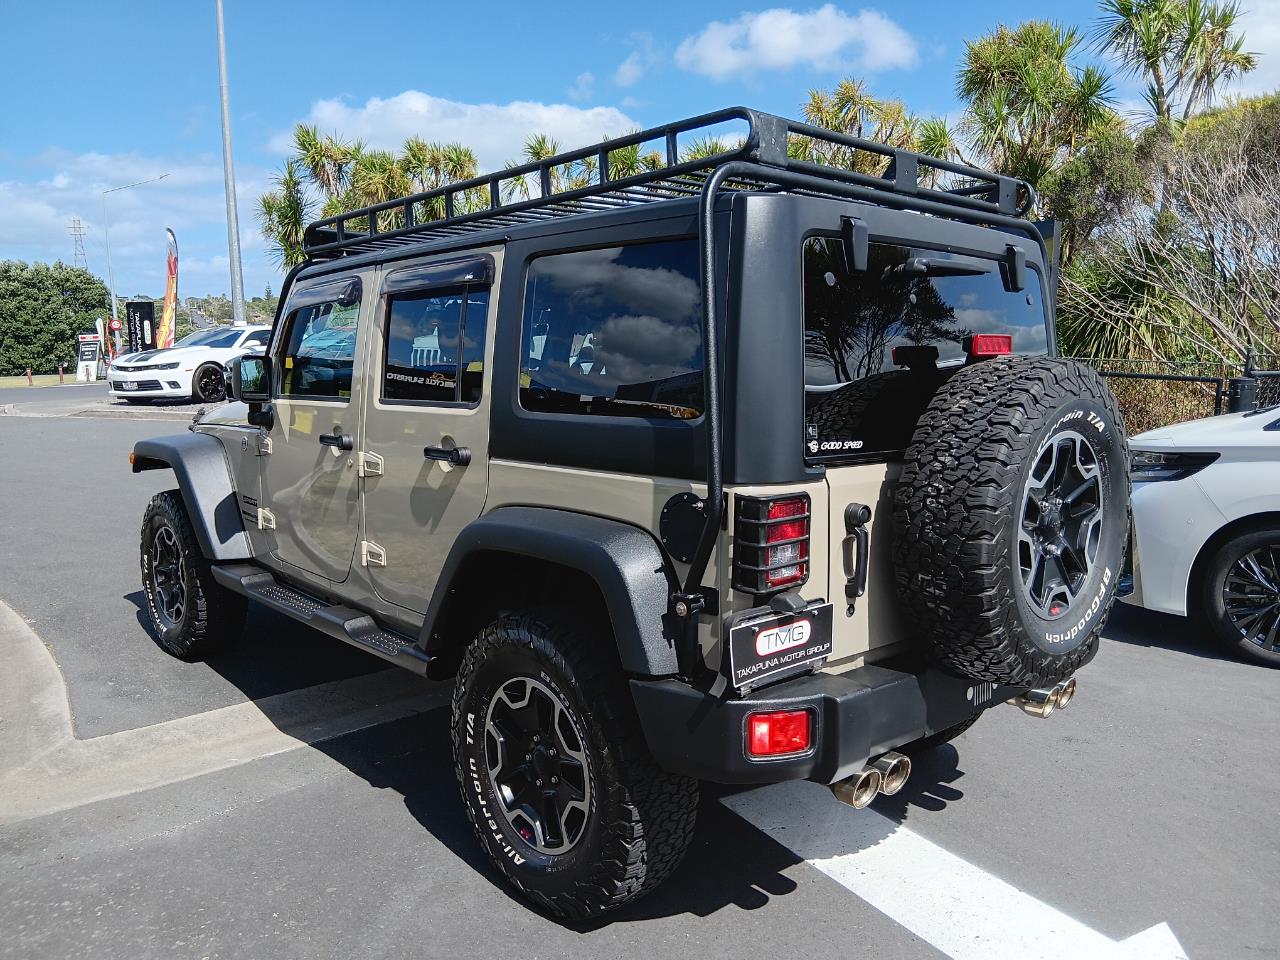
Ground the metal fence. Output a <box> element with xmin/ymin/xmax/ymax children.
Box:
<box><xmin>1067</xmin><ymin>351</ymin><xmax>1280</xmax><ymax>435</ymax></box>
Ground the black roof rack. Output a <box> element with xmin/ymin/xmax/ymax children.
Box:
<box><xmin>301</xmin><ymin>106</ymin><xmax>1033</xmax><ymax>261</ymax></box>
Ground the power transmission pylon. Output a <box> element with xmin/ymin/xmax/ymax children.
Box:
<box><xmin>69</xmin><ymin>218</ymin><xmax>88</xmax><ymax>270</ymax></box>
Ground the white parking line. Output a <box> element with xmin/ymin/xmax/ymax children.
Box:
<box><xmin>725</xmin><ymin>781</ymin><xmax>1188</xmax><ymax>960</ymax></box>
<box><xmin>0</xmin><ymin>600</ymin><xmax>450</xmax><ymax>825</ymax></box>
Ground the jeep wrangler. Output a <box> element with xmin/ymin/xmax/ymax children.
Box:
<box><xmin>130</xmin><ymin>108</ymin><xmax>1129</xmax><ymax>919</ymax></box>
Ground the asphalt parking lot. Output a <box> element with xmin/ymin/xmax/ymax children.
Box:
<box><xmin>1</xmin><ymin>389</ymin><xmax>1276</xmax><ymax>960</ymax></box>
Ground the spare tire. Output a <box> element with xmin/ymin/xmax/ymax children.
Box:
<box><xmin>892</xmin><ymin>357</ymin><xmax>1129</xmax><ymax>687</ymax></box>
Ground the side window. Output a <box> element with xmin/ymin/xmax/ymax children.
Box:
<box><xmin>519</xmin><ymin>238</ymin><xmax>703</xmax><ymax>420</ymax></box>
<box><xmin>382</xmin><ymin>287</ymin><xmax>490</xmax><ymax>405</ymax></box>
<box><xmin>277</xmin><ymin>284</ymin><xmax>361</xmax><ymax>401</ymax></box>
<box><xmin>243</xmin><ymin>330</ymin><xmax>271</xmax><ymax>348</ymax></box>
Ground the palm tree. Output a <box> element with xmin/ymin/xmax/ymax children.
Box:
<box><xmin>292</xmin><ymin>124</ymin><xmax>358</xmax><ymax>203</ymax></box>
<box><xmin>1094</xmin><ymin>0</ymin><xmax>1256</xmax><ymax>126</ymax></box>
<box><xmin>957</xmin><ymin>21</ymin><xmax>1115</xmax><ymax>195</ymax></box>
<box><xmin>257</xmin><ymin>160</ymin><xmax>314</xmax><ymax>267</ymax></box>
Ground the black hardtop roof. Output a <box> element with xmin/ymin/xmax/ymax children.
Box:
<box><xmin>301</xmin><ymin>106</ymin><xmax>1034</xmax><ymax>265</ymax></box>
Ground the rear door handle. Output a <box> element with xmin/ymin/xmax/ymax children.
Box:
<box><xmin>424</xmin><ymin>445</ymin><xmax>471</xmax><ymax>466</ymax></box>
<box><xmin>319</xmin><ymin>429</ymin><xmax>354</xmax><ymax>451</ymax></box>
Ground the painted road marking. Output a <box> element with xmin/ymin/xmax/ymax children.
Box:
<box><xmin>725</xmin><ymin>781</ymin><xmax>1188</xmax><ymax>960</ymax></box>
<box><xmin>0</xmin><ymin>600</ymin><xmax>450</xmax><ymax>825</ymax></box>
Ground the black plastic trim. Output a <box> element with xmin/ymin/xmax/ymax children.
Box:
<box><xmin>131</xmin><ymin>432</ymin><xmax>252</xmax><ymax>561</ymax></box>
<box><xmin>418</xmin><ymin>506</ymin><xmax>683</xmax><ymax>677</ymax></box>
<box><xmin>630</xmin><ymin>664</ymin><xmax>986</xmax><ymax>784</ymax></box>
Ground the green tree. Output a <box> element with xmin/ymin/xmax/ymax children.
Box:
<box><xmin>1094</xmin><ymin>0</ymin><xmax>1256</xmax><ymax>126</ymax></box>
<box><xmin>0</xmin><ymin>261</ymin><xmax>110</xmax><ymax>375</ymax></box>
<box><xmin>957</xmin><ymin>21</ymin><xmax>1115</xmax><ymax>196</ymax></box>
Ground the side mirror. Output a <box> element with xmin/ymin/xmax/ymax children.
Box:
<box><xmin>227</xmin><ymin>353</ymin><xmax>271</xmax><ymax>403</ymax></box>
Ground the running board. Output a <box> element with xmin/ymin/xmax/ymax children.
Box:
<box><xmin>210</xmin><ymin>563</ymin><xmax>433</xmax><ymax>676</ymax></box>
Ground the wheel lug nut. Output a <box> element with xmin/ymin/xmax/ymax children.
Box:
<box><xmin>536</xmin><ymin>779</ymin><xmax>543</xmax><ymax>787</ymax></box>
<box><xmin>551</xmin><ymin>777</ymin><xmax>558</xmax><ymax>784</ymax></box>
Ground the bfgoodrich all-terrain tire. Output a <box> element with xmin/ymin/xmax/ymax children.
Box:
<box><xmin>140</xmin><ymin>490</ymin><xmax>246</xmax><ymax>659</ymax></box>
<box><xmin>451</xmin><ymin>610</ymin><xmax>699</xmax><ymax>920</ymax></box>
<box><xmin>893</xmin><ymin>357</ymin><xmax>1130</xmax><ymax>687</ymax></box>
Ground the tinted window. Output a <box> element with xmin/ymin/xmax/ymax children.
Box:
<box><xmin>242</xmin><ymin>330</ymin><xmax>271</xmax><ymax>347</ymax></box>
<box><xmin>383</xmin><ymin>288</ymin><xmax>489</xmax><ymax>404</ymax></box>
<box><xmin>176</xmin><ymin>328</ymin><xmax>242</xmax><ymax>349</ymax></box>
<box><xmin>803</xmin><ymin>238</ymin><xmax>1048</xmax><ymax>461</ymax></box>
<box><xmin>520</xmin><ymin>239</ymin><xmax>703</xmax><ymax>420</ymax></box>
<box><xmin>277</xmin><ymin>287</ymin><xmax>361</xmax><ymax>400</ymax></box>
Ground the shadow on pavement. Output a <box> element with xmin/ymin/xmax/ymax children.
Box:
<box><xmin>125</xmin><ymin>594</ymin><xmax>973</xmax><ymax>926</ymax></box>
<box><xmin>1103</xmin><ymin>602</ymin><xmax>1237</xmax><ymax>663</ymax></box>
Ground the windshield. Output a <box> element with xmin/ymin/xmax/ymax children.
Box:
<box><xmin>804</xmin><ymin>237</ymin><xmax>1049</xmax><ymax>462</ymax></box>
<box><xmin>174</xmin><ymin>328</ymin><xmax>244</xmax><ymax>349</ymax></box>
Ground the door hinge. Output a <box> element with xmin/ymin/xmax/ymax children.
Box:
<box><xmin>358</xmin><ymin>451</ymin><xmax>384</xmax><ymax>477</ymax></box>
<box><xmin>361</xmin><ymin>540</ymin><xmax>387</xmax><ymax>567</ymax></box>
<box><xmin>256</xmin><ymin>507</ymin><xmax>276</xmax><ymax>530</ymax></box>
<box><xmin>256</xmin><ymin>435</ymin><xmax>273</xmax><ymax>455</ymax></box>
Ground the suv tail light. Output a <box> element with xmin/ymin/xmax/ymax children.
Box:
<box><xmin>747</xmin><ymin>709</ymin><xmax>812</xmax><ymax>758</ymax></box>
<box><xmin>733</xmin><ymin>494</ymin><xmax>811</xmax><ymax>594</ymax></box>
<box><xmin>963</xmin><ymin>334</ymin><xmax>1013</xmax><ymax>358</ymax></box>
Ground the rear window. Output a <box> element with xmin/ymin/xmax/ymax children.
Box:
<box><xmin>519</xmin><ymin>239</ymin><xmax>703</xmax><ymax>420</ymax></box>
<box><xmin>803</xmin><ymin>237</ymin><xmax>1048</xmax><ymax>462</ymax></box>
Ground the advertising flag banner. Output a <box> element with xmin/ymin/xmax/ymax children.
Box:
<box><xmin>156</xmin><ymin>228</ymin><xmax>179</xmax><ymax>350</ymax></box>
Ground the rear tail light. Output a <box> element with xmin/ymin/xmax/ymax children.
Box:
<box><xmin>747</xmin><ymin>709</ymin><xmax>812</xmax><ymax>758</ymax></box>
<box><xmin>963</xmin><ymin>334</ymin><xmax>1013</xmax><ymax>358</ymax></box>
<box><xmin>733</xmin><ymin>494</ymin><xmax>810</xmax><ymax>594</ymax></box>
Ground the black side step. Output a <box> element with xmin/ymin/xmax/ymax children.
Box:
<box><xmin>210</xmin><ymin>563</ymin><xmax>434</xmax><ymax>676</ymax></box>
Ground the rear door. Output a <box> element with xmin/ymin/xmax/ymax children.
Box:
<box><xmin>801</xmin><ymin>236</ymin><xmax>1051</xmax><ymax>663</ymax></box>
<box><xmin>259</xmin><ymin>273</ymin><xmax>368</xmax><ymax>584</ymax></box>
<box><xmin>358</xmin><ymin>251</ymin><xmax>499</xmax><ymax>614</ymax></box>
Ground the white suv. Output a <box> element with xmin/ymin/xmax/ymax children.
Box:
<box><xmin>109</xmin><ymin>325</ymin><xmax>272</xmax><ymax>403</ymax></box>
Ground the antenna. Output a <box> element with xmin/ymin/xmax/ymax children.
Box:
<box><xmin>69</xmin><ymin>217</ymin><xmax>88</xmax><ymax>270</ymax></box>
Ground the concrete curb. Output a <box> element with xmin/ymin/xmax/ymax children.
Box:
<box><xmin>0</xmin><ymin>600</ymin><xmax>451</xmax><ymax>825</ymax></box>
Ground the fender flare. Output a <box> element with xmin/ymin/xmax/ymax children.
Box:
<box><xmin>420</xmin><ymin>506</ymin><xmax>681</xmax><ymax>677</ymax></box>
<box><xmin>132</xmin><ymin>432</ymin><xmax>252</xmax><ymax>561</ymax></box>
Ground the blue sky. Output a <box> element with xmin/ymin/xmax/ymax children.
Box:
<box><xmin>2</xmin><ymin>1</ymin><xmax>1275</xmax><ymax>303</ymax></box>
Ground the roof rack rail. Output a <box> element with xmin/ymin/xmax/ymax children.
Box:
<box><xmin>301</xmin><ymin>106</ymin><xmax>1033</xmax><ymax>261</ymax></box>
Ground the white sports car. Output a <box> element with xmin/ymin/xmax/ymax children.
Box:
<box><xmin>108</xmin><ymin>325</ymin><xmax>272</xmax><ymax>403</ymax></box>
<box><xmin>1125</xmin><ymin>404</ymin><xmax>1280</xmax><ymax>666</ymax></box>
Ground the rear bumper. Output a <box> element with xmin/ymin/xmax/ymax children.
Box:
<box><xmin>631</xmin><ymin>664</ymin><xmax>1010</xmax><ymax>785</ymax></box>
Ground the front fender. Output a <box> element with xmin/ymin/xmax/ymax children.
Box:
<box><xmin>420</xmin><ymin>506</ymin><xmax>682</xmax><ymax>677</ymax></box>
<box><xmin>132</xmin><ymin>432</ymin><xmax>252</xmax><ymax>561</ymax></box>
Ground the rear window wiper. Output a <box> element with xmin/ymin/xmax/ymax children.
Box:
<box><xmin>885</xmin><ymin>257</ymin><xmax>990</xmax><ymax>278</ymax></box>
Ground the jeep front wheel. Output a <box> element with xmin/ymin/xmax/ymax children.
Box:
<box><xmin>451</xmin><ymin>610</ymin><xmax>699</xmax><ymax>920</ymax></box>
<box><xmin>140</xmin><ymin>490</ymin><xmax>246</xmax><ymax>659</ymax></box>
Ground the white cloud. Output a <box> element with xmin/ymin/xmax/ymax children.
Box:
<box><xmin>567</xmin><ymin>72</ymin><xmax>595</xmax><ymax>102</ymax></box>
<box><xmin>1229</xmin><ymin>0</ymin><xmax>1280</xmax><ymax>97</ymax></box>
<box><xmin>271</xmin><ymin>92</ymin><xmax>638</xmax><ymax>171</ymax></box>
<box><xmin>675</xmin><ymin>4</ymin><xmax>919</xmax><ymax>81</ymax></box>
<box><xmin>615</xmin><ymin>32</ymin><xmax>658</xmax><ymax>87</ymax></box>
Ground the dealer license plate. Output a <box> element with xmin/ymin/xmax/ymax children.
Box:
<box><xmin>725</xmin><ymin>602</ymin><xmax>834</xmax><ymax>691</ymax></box>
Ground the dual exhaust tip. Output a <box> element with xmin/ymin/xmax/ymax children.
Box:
<box><xmin>1007</xmin><ymin>677</ymin><xmax>1077</xmax><ymax>718</ymax></box>
<box><xmin>830</xmin><ymin>752</ymin><xmax>911</xmax><ymax>809</ymax></box>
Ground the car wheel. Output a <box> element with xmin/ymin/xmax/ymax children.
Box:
<box><xmin>451</xmin><ymin>609</ymin><xmax>699</xmax><ymax>920</ymax></box>
<box><xmin>193</xmin><ymin>363</ymin><xmax>225</xmax><ymax>403</ymax></box>
<box><xmin>1201</xmin><ymin>523</ymin><xmax>1280</xmax><ymax>667</ymax></box>
<box><xmin>140</xmin><ymin>490</ymin><xmax>246</xmax><ymax>660</ymax></box>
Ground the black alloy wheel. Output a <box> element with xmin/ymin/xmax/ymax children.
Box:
<box><xmin>1222</xmin><ymin>543</ymin><xmax>1280</xmax><ymax>654</ymax></box>
<box><xmin>1018</xmin><ymin>430</ymin><xmax>1105</xmax><ymax>620</ymax></box>
<box><xmin>483</xmin><ymin>675</ymin><xmax>592</xmax><ymax>854</ymax></box>
<box><xmin>148</xmin><ymin>524</ymin><xmax>187</xmax><ymax>630</ymax></box>
<box><xmin>194</xmin><ymin>363</ymin><xmax>226</xmax><ymax>403</ymax></box>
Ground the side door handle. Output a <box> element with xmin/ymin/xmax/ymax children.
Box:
<box><xmin>424</xmin><ymin>445</ymin><xmax>471</xmax><ymax>466</ymax></box>
<box><xmin>319</xmin><ymin>429</ymin><xmax>354</xmax><ymax>452</ymax></box>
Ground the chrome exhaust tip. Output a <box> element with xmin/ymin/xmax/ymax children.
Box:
<box><xmin>1007</xmin><ymin>686</ymin><xmax>1057</xmax><ymax>718</ymax></box>
<box><xmin>871</xmin><ymin>752</ymin><xmax>912</xmax><ymax>795</ymax></box>
<box><xmin>1052</xmin><ymin>677</ymin><xmax>1077</xmax><ymax>710</ymax></box>
<box><xmin>830</xmin><ymin>766</ymin><xmax>883</xmax><ymax>809</ymax></box>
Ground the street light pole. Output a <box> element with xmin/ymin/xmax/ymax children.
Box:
<box><xmin>216</xmin><ymin>0</ymin><xmax>247</xmax><ymax>325</ymax></box>
<box><xmin>101</xmin><ymin>173</ymin><xmax>170</xmax><ymax>347</ymax></box>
